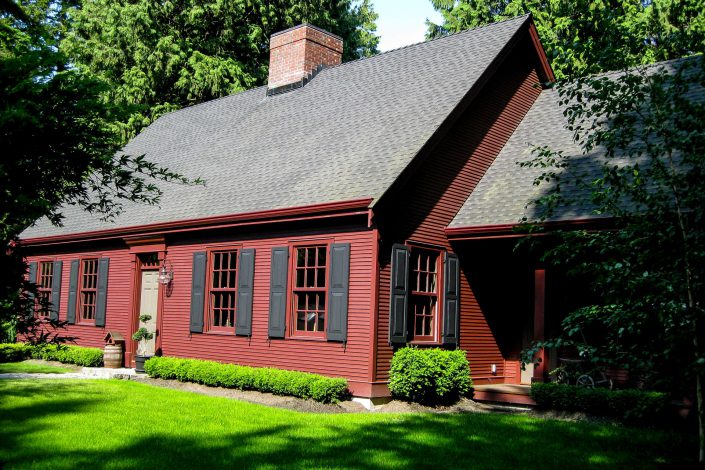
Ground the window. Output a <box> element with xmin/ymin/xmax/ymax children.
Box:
<box><xmin>36</xmin><ymin>261</ymin><xmax>54</xmax><ymax>316</ymax></box>
<box><xmin>409</xmin><ymin>248</ymin><xmax>440</xmax><ymax>341</ymax></box>
<box><xmin>292</xmin><ymin>245</ymin><xmax>327</xmax><ymax>336</ymax></box>
<box><xmin>207</xmin><ymin>250</ymin><xmax>238</xmax><ymax>331</ymax></box>
<box><xmin>78</xmin><ymin>258</ymin><xmax>98</xmax><ymax>323</ymax></box>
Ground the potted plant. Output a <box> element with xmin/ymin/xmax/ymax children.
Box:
<box><xmin>132</xmin><ymin>314</ymin><xmax>154</xmax><ymax>373</ymax></box>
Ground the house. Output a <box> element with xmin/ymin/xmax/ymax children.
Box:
<box><xmin>21</xmin><ymin>14</ymin><xmax>575</xmax><ymax>402</ymax></box>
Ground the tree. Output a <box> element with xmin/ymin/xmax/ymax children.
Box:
<box><xmin>1</xmin><ymin>0</ymin><xmax>199</xmax><ymax>340</ymax></box>
<box><xmin>519</xmin><ymin>57</ymin><xmax>705</xmax><ymax>460</ymax></box>
<box><xmin>63</xmin><ymin>0</ymin><xmax>379</xmax><ymax>140</ymax></box>
<box><xmin>426</xmin><ymin>0</ymin><xmax>705</xmax><ymax>78</ymax></box>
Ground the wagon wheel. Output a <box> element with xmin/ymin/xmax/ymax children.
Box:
<box><xmin>576</xmin><ymin>374</ymin><xmax>595</xmax><ymax>388</ymax></box>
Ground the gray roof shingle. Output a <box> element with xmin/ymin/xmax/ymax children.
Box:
<box><xmin>449</xmin><ymin>57</ymin><xmax>702</xmax><ymax>229</ymax></box>
<box><xmin>22</xmin><ymin>15</ymin><xmax>531</xmax><ymax>239</ymax></box>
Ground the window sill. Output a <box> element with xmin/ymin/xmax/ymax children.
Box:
<box><xmin>204</xmin><ymin>330</ymin><xmax>236</xmax><ymax>336</ymax></box>
<box><xmin>286</xmin><ymin>335</ymin><xmax>327</xmax><ymax>342</ymax></box>
<box><xmin>409</xmin><ymin>340</ymin><xmax>443</xmax><ymax>347</ymax></box>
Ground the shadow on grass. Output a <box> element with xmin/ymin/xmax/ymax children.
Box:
<box><xmin>0</xmin><ymin>380</ymin><xmax>696</xmax><ymax>469</ymax></box>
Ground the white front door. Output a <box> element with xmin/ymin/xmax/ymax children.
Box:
<box><xmin>138</xmin><ymin>270</ymin><xmax>159</xmax><ymax>356</ymax></box>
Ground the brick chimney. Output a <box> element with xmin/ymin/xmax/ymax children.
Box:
<box><xmin>267</xmin><ymin>24</ymin><xmax>343</xmax><ymax>94</ymax></box>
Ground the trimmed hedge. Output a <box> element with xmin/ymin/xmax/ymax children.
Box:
<box><xmin>389</xmin><ymin>347</ymin><xmax>472</xmax><ymax>404</ymax></box>
<box><xmin>531</xmin><ymin>382</ymin><xmax>669</xmax><ymax>424</ymax></box>
<box><xmin>0</xmin><ymin>343</ymin><xmax>33</xmax><ymax>362</ymax></box>
<box><xmin>144</xmin><ymin>356</ymin><xmax>349</xmax><ymax>403</ymax></box>
<box><xmin>0</xmin><ymin>343</ymin><xmax>103</xmax><ymax>367</ymax></box>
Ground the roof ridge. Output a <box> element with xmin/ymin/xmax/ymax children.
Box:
<box><xmin>330</xmin><ymin>14</ymin><xmax>531</xmax><ymax>70</ymax></box>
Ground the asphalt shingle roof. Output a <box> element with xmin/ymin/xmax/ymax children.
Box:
<box><xmin>22</xmin><ymin>15</ymin><xmax>531</xmax><ymax>239</ymax></box>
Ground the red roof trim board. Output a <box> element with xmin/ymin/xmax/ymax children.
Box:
<box><xmin>445</xmin><ymin>217</ymin><xmax>615</xmax><ymax>240</ymax></box>
<box><xmin>21</xmin><ymin>198</ymin><xmax>374</xmax><ymax>247</ymax></box>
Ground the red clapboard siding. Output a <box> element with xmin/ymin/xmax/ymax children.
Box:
<box><xmin>26</xmin><ymin>245</ymin><xmax>133</xmax><ymax>348</ymax></box>
<box><xmin>153</xmin><ymin>229</ymin><xmax>376</xmax><ymax>385</ymax></box>
<box><xmin>25</xmin><ymin>227</ymin><xmax>377</xmax><ymax>393</ymax></box>
<box><xmin>374</xmin><ymin>44</ymin><xmax>543</xmax><ymax>383</ymax></box>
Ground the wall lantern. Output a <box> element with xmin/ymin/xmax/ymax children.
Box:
<box><xmin>158</xmin><ymin>260</ymin><xmax>174</xmax><ymax>285</ymax></box>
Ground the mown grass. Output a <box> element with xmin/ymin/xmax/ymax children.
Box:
<box><xmin>0</xmin><ymin>362</ymin><xmax>73</xmax><ymax>374</ymax></box>
<box><xmin>0</xmin><ymin>379</ymin><xmax>696</xmax><ymax>469</ymax></box>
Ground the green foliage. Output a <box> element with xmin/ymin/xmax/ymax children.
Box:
<box><xmin>64</xmin><ymin>0</ymin><xmax>379</xmax><ymax>139</ymax></box>
<box><xmin>30</xmin><ymin>344</ymin><xmax>103</xmax><ymax>367</ymax></box>
<box><xmin>1</xmin><ymin>1</ymin><xmax>201</xmax><ymax>333</ymax></box>
<box><xmin>144</xmin><ymin>356</ymin><xmax>349</xmax><ymax>403</ymax></box>
<box><xmin>531</xmin><ymin>383</ymin><xmax>670</xmax><ymax>424</ymax></box>
<box><xmin>388</xmin><ymin>347</ymin><xmax>472</xmax><ymax>404</ymax></box>
<box><xmin>0</xmin><ymin>343</ymin><xmax>32</xmax><ymax>362</ymax></box>
<box><xmin>0</xmin><ymin>343</ymin><xmax>102</xmax><ymax>366</ymax></box>
<box><xmin>427</xmin><ymin>0</ymin><xmax>705</xmax><ymax>78</ymax></box>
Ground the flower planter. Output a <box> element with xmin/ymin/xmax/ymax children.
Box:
<box><xmin>134</xmin><ymin>355</ymin><xmax>152</xmax><ymax>373</ymax></box>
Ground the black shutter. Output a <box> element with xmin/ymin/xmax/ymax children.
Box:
<box><xmin>326</xmin><ymin>243</ymin><xmax>350</xmax><ymax>342</ymax></box>
<box><xmin>236</xmin><ymin>249</ymin><xmax>255</xmax><ymax>336</ymax></box>
<box><xmin>190</xmin><ymin>252</ymin><xmax>207</xmax><ymax>333</ymax></box>
<box><xmin>66</xmin><ymin>260</ymin><xmax>79</xmax><ymax>324</ymax></box>
<box><xmin>389</xmin><ymin>244</ymin><xmax>410</xmax><ymax>345</ymax></box>
<box><xmin>268</xmin><ymin>247</ymin><xmax>289</xmax><ymax>338</ymax></box>
<box><xmin>95</xmin><ymin>258</ymin><xmax>109</xmax><ymax>327</ymax></box>
<box><xmin>442</xmin><ymin>252</ymin><xmax>460</xmax><ymax>346</ymax></box>
<box><xmin>27</xmin><ymin>262</ymin><xmax>37</xmax><ymax>315</ymax></box>
<box><xmin>50</xmin><ymin>261</ymin><xmax>63</xmax><ymax>321</ymax></box>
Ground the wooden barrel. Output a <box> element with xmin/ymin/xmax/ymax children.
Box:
<box><xmin>103</xmin><ymin>344</ymin><xmax>123</xmax><ymax>369</ymax></box>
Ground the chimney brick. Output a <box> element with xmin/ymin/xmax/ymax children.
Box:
<box><xmin>268</xmin><ymin>24</ymin><xmax>343</xmax><ymax>90</ymax></box>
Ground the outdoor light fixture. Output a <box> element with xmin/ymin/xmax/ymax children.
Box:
<box><xmin>158</xmin><ymin>260</ymin><xmax>174</xmax><ymax>285</ymax></box>
<box><xmin>491</xmin><ymin>364</ymin><xmax>497</xmax><ymax>375</ymax></box>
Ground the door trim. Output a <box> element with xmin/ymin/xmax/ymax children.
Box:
<box><xmin>127</xmin><ymin>251</ymin><xmax>165</xmax><ymax>367</ymax></box>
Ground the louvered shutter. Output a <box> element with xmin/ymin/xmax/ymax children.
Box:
<box><xmin>66</xmin><ymin>260</ymin><xmax>79</xmax><ymax>324</ymax></box>
<box><xmin>50</xmin><ymin>261</ymin><xmax>63</xmax><ymax>321</ymax></box>
<box><xmin>326</xmin><ymin>243</ymin><xmax>350</xmax><ymax>342</ymax></box>
<box><xmin>268</xmin><ymin>247</ymin><xmax>289</xmax><ymax>338</ymax></box>
<box><xmin>389</xmin><ymin>244</ymin><xmax>410</xmax><ymax>345</ymax></box>
<box><xmin>27</xmin><ymin>262</ymin><xmax>37</xmax><ymax>317</ymax></box>
<box><xmin>235</xmin><ymin>249</ymin><xmax>255</xmax><ymax>336</ymax></box>
<box><xmin>95</xmin><ymin>258</ymin><xmax>109</xmax><ymax>327</ymax></box>
<box><xmin>189</xmin><ymin>252</ymin><xmax>207</xmax><ymax>333</ymax></box>
<box><xmin>442</xmin><ymin>252</ymin><xmax>460</xmax><ymax>346</ymax></box>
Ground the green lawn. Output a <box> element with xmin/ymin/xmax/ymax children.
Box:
<box><xmin>0</xmin><ymin>362</ymin><xmax>73</xmax><ymax>374</ymax></box>
<box><xmin>0</xmin><ymin>379</ymin><xmax>695</xmax><ymax>469</ymax></box>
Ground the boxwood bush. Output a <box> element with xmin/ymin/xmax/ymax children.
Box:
<box><xmin>0</xmin><ymin>343</ymin><xmax>33</xmax><ymax>362</ymax></box>
<box><xmin>31</xmin><ymin>344</ymin><xmax>103</xmax><ymax>367</ymax></box>
<box><xmin>144</xmin><ymin>356</ymin><xmax>349</xmax><ymax>403</ymax></box>
<box><xmin>388</xmin><ymin>347</ymin><xmax>472</xmax><ymax>404</ymax></box>
<box><xmin>531</xmin><ymin>382</ymin><xmax>669</xmax><ymax>424</ymax></box>
<box><xmin>0</xmin><ymin>343</ymin><xmax>103</xmax><ymax>367</ymax></box>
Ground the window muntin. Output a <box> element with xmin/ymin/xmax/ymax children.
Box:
<box><xmin>36</xmin><ymin>261</ymin><xmax>54</xmax><ymax>317</ymax></box>
<box><xmin>207</xmin><ymin>250</ymin><xmax>238</xmax><ymax>331</ymax></box>
<box><xmin>409</xmin><ymin>248</ymin><xmax>440</xmax><ymax>341</ymax></box>
<box><xmin>78</xmin><ymin>258</ymin><xmax>98</xmax><ymax>323</ymax></box>
<box><xmin>292</xmin><ymin>246</ymin><xmax>327</xmax><ymax>336</ymax></box>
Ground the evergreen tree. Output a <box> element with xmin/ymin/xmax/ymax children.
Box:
<box><xmin>63</xmin><ymin>0</ymin><xmax>380</xmax><ymax>140</ymax></box>
<box><xmin>426</xmin><ymin>0</ymin><xmax>704</xmax><ymax>78</ymax></box>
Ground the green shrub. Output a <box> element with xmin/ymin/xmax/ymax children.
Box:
<box><xmin>144</xmin><ymin>356</ymin><xmax>349</xmax><ymax>403</ymax></box>
<box><xmin>0</xmin><ymin>343</ymin><xmax>32</xmax><ymax>362</ymax></box>
<box><xmin>531</xmin><ymin>382</ymin><xmax>669</xmax><ymax>424</ymax></box>
<box><xmin>388</xmin><ymin>347</ymin><xmax>472</xmax><ymax>404</ymax></box>
<box><xmin>30</xmin><ymin>344</ymin><xmax>103</xmax><ymax>367</ymax></box>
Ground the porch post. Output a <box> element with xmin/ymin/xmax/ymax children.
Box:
<box><xmin>532</xmin><ymin>268</ymin><xmax>546</xmax><ymax>383</ymax></box>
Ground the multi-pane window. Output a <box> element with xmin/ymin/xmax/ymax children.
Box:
<box><xmin>78</xmin><ymin>258</ymin><xmax>98</xmax><ymax>322</ymax></box>
<box><xmin>36</xmin><ymin>261</ymin><xmax>54</xmax><ymax>317</ymax></box>
<box><xmin>208</xmin><ymin>250</ymin><xmax>238</xmax><ymax>330</ymax></box>
<box><xmin>292</xmin><ymin>246</ymin><xmax>327</xmax><ymax>336</ymax></box>
<box><xmin>410</xmin><ymin>249</ymin><xmax>440</xmax><ymax>340</ymax></box>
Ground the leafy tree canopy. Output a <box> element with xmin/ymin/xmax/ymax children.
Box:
<box><xmin>63</xmin><ymin>0</ymin><xmax>379</xmax><ymax>140</ymax></box>
<box><xmin>427</xmin><ymin>0</ymin><xmax>705</xmax><ymax>78</ymax></box>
